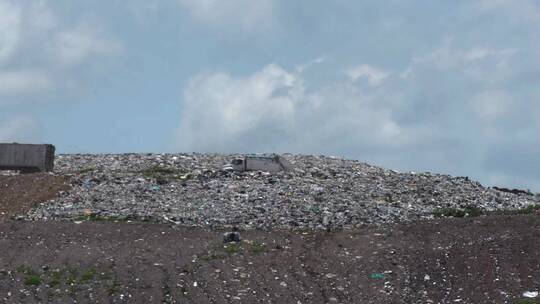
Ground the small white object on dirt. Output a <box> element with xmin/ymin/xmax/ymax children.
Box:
<box><xmin>424</xmin><ymin>274</ymin><xmax>430</xmax><ymax>281</ymax></box>
<box><xmin>523</xmin><ymin>291</ymin><xmax>539</xmax><ymax>298</ymax></box>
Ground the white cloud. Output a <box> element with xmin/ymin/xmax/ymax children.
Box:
<box><xmin>471</xmin><ymin>90</ymin><xmax>511</xmax><ymax>122</ymax></box>
<box><xmin>176</xmin><ymin>64</ymin><xmax>301</xmax><ymax>151</ymax></box>
<box><xmin>465</xmin><ymin>47</ymin><xmax>491</xmax><ymax>61</ymax></box>
<box><xmin>470</xmin><ymin>90</ymin><xmax>514</xmax><ymax>138</ymax></box>
<box><xmin>26</xmin><ymin>0</ymin><xmax>57</xmax><ymax>30</ymax></box>
<box><xmin>52</xmin><ymin>25</ymin><xmax>122</xmax><ymax>67</ymax></box>
<box><xmin>0</xmin><ymin>70</ymin><xmax>52</xmax><ymax>97</ymax></box>
<box><xmin>122</xmin><ymin>0</ymin><xmax>163</xmax><ymax>25</ymax></box>
<box><xmin>475</xmin><ymin>0</ymin><xmax>540</xmax><ymax>21</ymax></box>
<box><xmin>175</xmin><ymin>63</ymin><xmax>409</xmax><ymax>153</ymax></box>
<box><xmin>402</xmin><ymin>43</ymin><xmax>518</xmax><ymax>82</ymax></box>
<box><xmin>413</xmin><ymin>45</ymin><xmax>479</xmax><ymax>70</ymax></box>
<box><xmin>346</xmin><ymin>64</ymin><xmax>389</xmax><ymax>86</ymax></box>
<box><xmin>177</xmin><ymin>0</ymin><xmax>274</xmax><ymax>32</ymax></box>
<box><xmin>0</xmin><ymin>1</ymin><xmax>122</xmax><ymax>103</ymax></box>
<box><xmin>295</xmin><ymin>56</ymin><xmax>325</xmax><ymax>74</ymax></box>
<box><xmin>0</xmin><ymin>0</ymin><xmax>21</xmax><ymax>65</ymax></box>
<box><xmin>0</xmin><ymin>116</ymin><xmax>38</xmax><ymax>142</ymax></box>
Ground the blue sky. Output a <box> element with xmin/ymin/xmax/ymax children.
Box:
<box><xmin>1</xmin><ymin>0</ymin><xmax>540</xmax><ymax>190</ymax></box>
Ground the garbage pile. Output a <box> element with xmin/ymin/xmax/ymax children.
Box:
<box><xmin>26</xmin><ymin>153</ymin><xmax>538</xmax><ymax>229</ymax></box>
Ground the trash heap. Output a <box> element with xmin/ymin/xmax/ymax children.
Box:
<box><xmin>26</xmin><ymin>153</ymin><xmax>538</xmax><ymax>229</ymax></box>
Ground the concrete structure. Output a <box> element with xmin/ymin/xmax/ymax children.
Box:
<box><xmin>0</xmin><ymin>143</ymin><xmax>55</xmax><ymax>172</ymax></box>
<box><xmin>223</xmin><ymin>154</ymin><xmax>292</xmax><ymax>172</ymax></box>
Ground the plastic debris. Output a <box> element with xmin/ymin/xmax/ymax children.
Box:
<box><xmin>523</xmin><ymin>291</ymin><xmax>539</xmax><ymax>298</ymax></box>
<box><xmin>223</xmin><ymin>231</ymin><xmax>241</xmax><ymax>243</ymax></box>
<box><xmin>370</xmin><ymin>273</ymin><xmax>385</xmax><ymax>279</ymax></box>
<box><xmin>23</xmin><ymin>153</ymin><xmax>539</xmax><ymax>230</ymax></box>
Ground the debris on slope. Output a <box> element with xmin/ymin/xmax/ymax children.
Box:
<box><xmin>0</xmin><ymin>173</ymin><xmax>69</xmax><ymax>222</ymax></box>
<box><xmin>25</xmin><ymin>154</ymin><xmax>538</xmax><ymax>229</ymax></box>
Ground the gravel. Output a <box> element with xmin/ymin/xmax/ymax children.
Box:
<box><xmin>25</xmin><ymin>153</ymin><xmax>539</xmax><ymax>229</ymax></box>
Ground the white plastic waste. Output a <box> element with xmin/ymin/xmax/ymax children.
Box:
<box><xmin>523</xmin><ymin>291</ymin><xmax>539</xmax><ymax>298</ymax></box>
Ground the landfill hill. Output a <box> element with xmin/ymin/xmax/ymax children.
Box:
<box><xmin>20</xmin><ymin>153</ymin><xmax>540</xmax><ymax>229</ymax></box>
<box><xmin>1</xmin><ymin>154</ymin><xmax>540</xmax><ymax>303</ymax></box>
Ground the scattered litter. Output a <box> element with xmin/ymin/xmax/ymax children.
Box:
<box><xmin>523</xmin><ymin>291</ymin><xmax>539</xmax><ymax>298</ymax></box>
<box><xmin>24</xmin><ymin>153</ymin><xmax>539</xmax><ymax>230</ymax></box>
<box><xmin>180</xmin><ymin>173</ymin><xmax>192</xmax><ymax>180</ymax></box>
<box><xmin>370</xmin><ymin>273</ymin><xmax>385</xmax><ymax>279</ymax></box>
<box><xmin>325</xmin><ymin>273</ymin><xmax>337</xmax><ymax>279</ymax></box>
<box><xmin>223</xmin><ymin>231</ymin><xmax>241</xmax><ymax>243</ymax></box>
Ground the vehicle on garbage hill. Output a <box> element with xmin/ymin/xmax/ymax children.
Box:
<box><xmin>223</xmin><ymin>154</ymin><xmax>292</xmax><ymax>172</ymax></box>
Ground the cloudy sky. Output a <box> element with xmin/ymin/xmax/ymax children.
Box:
<box><xmin>1</xmin><ymin>0</ymin><xmax>540</xmax><ymax>190</ymax></box>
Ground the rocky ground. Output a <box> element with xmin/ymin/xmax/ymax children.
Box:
<box><xmin>2</xmin><ymin>153</ymin><xmax>540</xmax><ymax>304</ymax></box>
<box><xmin>22</xmin><ymin>154</ymin><xmax>540</xmax><ymax>229</ymax></box>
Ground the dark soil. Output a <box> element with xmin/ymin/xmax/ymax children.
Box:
<box><xmin>1</xmin><ymin>216</ymin><xmax>540</xmax><ymax>304</ymax></box>
<box><xmin>1</xmin><ymin>173</ymin><xmax>539</xmax><ymax>303</ymax></box>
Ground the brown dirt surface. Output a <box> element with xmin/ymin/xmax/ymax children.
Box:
<box><xmin>0</xmin><ymin>174</ymin><xmax>69</xmax><ymax>222</ymax></box>
<box><xmin>0</xmin><ymin>215</ymin><xmax>539</xmax><ymax>304</ymax></box>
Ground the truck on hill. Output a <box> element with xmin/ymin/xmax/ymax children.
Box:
<box><xmin>223</xmin><ymin>154</ymin><xmax>292</xmax><ymax>172</ymax></box>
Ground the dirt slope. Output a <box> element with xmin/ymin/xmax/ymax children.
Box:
<box><xmin>0</xmin><ymin>173</ymin><xmax>68</xmax><ymax>222</ymax></box>
<box><xmin>0</xmin><ymin>215</ymin><xmax>539</xmax><ymax>304</ymax></box>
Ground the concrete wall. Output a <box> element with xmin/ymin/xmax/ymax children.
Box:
<box><xmin>0</xmin><ymin>143</ymin><xmax>55</xmax><ymax>172</ymax></box>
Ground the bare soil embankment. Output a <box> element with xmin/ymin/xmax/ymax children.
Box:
<box><xmin>0</xmin><ymin>173</ymin><xmax>68</xmax><ymax>223</ymax></box>
<box><xmin>1</xmin><ymin>216</ymin><xmax>540</xmax><ymax>303</ymax></box>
